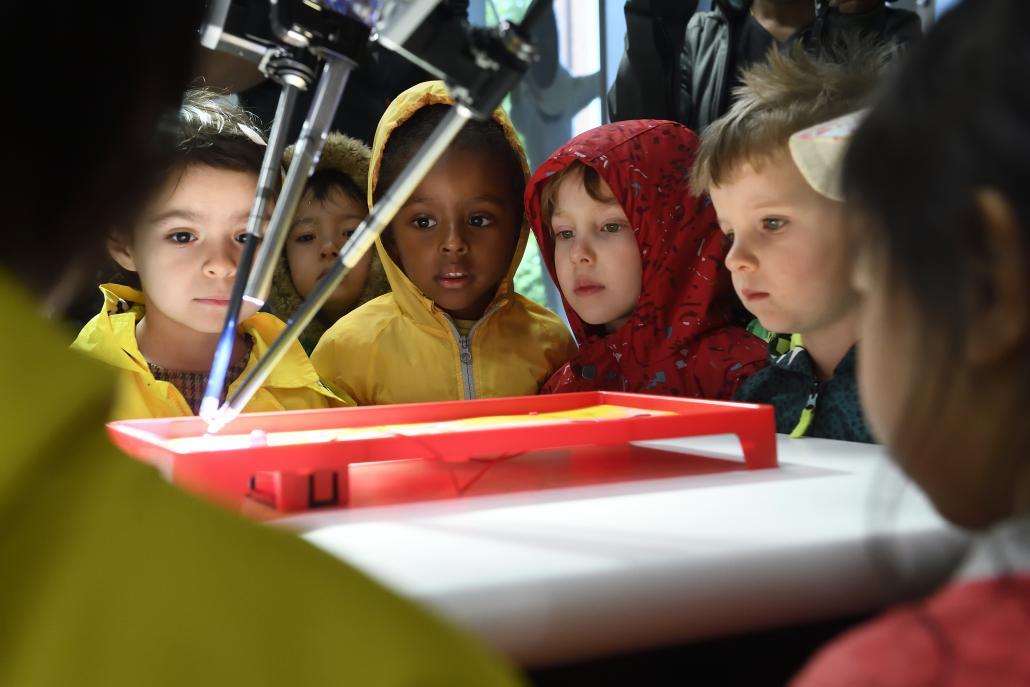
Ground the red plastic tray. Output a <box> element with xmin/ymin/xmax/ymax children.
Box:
<box><xmin>107</xmin><ymin>391</ymin><xmax>776</xmax><ymax>513</ymax></box>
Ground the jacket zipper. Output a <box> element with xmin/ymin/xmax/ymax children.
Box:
<box><xmin>789</xmin><ymin>380</ymin><xmax>821</xmax><ymax>439</ymax></box>
<box><xmin>443</xmin><ymin>303</ymin><xmax>503</xmax><ymax>400</ymax></box>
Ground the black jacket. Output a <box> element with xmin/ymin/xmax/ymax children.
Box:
<box><xmin>606</xmin><ymin>0</ymin><xmax>700</xmax><ymax>122</ymax></box>
<box><xmin>735</xmin><ymin>342</ymin><xmax>875</xmax><ymax>443</ymax></box>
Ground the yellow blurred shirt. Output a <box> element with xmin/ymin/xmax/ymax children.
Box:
<box><xmin>0</xmin><ymin>270</ymin><xmax>522</xmax><ymax>686</ymax></box>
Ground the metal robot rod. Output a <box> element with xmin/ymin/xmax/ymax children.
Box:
<box><xmin>199</xmin><ymin>79</ymin><xmax>302</xmax><ymax>421</ymax></box>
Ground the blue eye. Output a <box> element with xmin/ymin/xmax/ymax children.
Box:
<box><xmin>762</xmin><ymin>218</ymin><xmax>787</xmax><ymax>231</ymax></box>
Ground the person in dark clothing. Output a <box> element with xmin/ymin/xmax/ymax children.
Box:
<box><xmin>608</xmin><ymin>0</ymin><xmax>921</xmax><ymax>134</ymax></box>
<box><xmin>606</xmin><ymin>0</ymin><xmax>699</xmax><ymax>122</ymax></box>
<box><xmin>692</xmin><ymin>44</ymin><xmax>892</xmax><ymax>443</ymax></box>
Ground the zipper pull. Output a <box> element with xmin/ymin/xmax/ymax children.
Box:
<box><xmin>459</xmin><ymin>335</ymin><xmax>472</xmax><ymax>365</ymax></box>
<box><xmin>803</xmin><ymin>381</ymin><xmax>820</xmax><ymax>411</ymax></box>
<box><xmin>789</xmin><ymin>381</ymin><xmax>820</xmax><ymax>439</ymax></box>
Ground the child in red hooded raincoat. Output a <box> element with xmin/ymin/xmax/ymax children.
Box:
<box><xmin>525</xmin><ymin>120</ymin><xmax>766</xmax><ymax>399</ymax></box>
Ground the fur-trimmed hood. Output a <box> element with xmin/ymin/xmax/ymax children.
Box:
<box><xmin>267</xmin><ymin>132</ymin><xmax>390</xmax><ymax>352</ymax></box>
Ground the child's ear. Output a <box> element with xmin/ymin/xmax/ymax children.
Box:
<box><xmin>964</xmin><ymin>189</ymin><xmax>1029</xmax><ymax>366</ymax></box>
<box><xmin>107</xmin><ymin>233</ymin><xmax>138</xmax><ymax>274</ymax></box>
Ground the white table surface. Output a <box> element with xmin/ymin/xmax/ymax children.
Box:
<box><xmin>276</xmin><ymin>435</ymin><xmax>970</xmax><ymax>667</ymax></box>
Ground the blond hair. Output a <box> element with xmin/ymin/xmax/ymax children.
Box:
<box><xmin>692</xmin><ymin>42</ymin><xmax>895</xmax><ymax>194</ymax></box>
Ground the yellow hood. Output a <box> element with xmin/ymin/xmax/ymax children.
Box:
<box><xmin>367</xmin><ymin>80</ymin><xmax>531</xmax><ymax>326</ymax></box>
<box><xmin>311</xmin><ymin>82</ymin><xmax>575</xmax><ymax>405</ymax></box>
<box><xmin>72</xmin><ymin>284</ymin><xmax>346</xmax><ymax>419</ymax></box>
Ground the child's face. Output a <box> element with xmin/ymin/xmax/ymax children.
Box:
<box><xmin>386</xmin><ymin>148</ymin><xmax>519</xmax><ymax>321</ymax></box>
<box><xmin>110</xmin><ymin>165</ymin><xmax>259</xmax><ymax>334</ymax></box>
<box><xmin>709</xmin><ymin>151</ymin><xmax>857</xmax><ymax>335</ymax></box>
<box><xmin>549</xmin><ymin>171</ymin><xmax>641</xmax><ymax>332</ymax></box>
<box><xmin>851</xmin><ymin>243</ymin><xmax>912</xmax><ymax>450</ymax></box>
<box><xmin>852</xmin><ymin>193</ymin><xmax>1030</xmax><ymax>528</ymax></box>
<box><xmin>287</xmin><ymin>187</ymin><xmax>371</xmax><ymax>320</ymax></box>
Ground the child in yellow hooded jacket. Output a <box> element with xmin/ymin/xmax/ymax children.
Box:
<box><xmin>312</xmin><ymin>81</ymin><xmax>575</xmax><ymax>405</ymax></box>
<box><xmin>71</xmin><ymin>89</ymin><xmax>344</xmax><ymax>420</ymax></box>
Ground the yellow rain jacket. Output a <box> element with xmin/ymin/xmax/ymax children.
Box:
<box><xmin>0</xmin><ymin>269</ymin><xmax>521</xmax><ymax>686</ymax></box>
<box><xmin>312</xmin><ymin>81</ymin><xmax>575</xmax><ymax>405</ymax></box>
<box><xmin>71</xmin><ymin>284</ymin><xmax>347</xmax><ymax>420</ymax></box>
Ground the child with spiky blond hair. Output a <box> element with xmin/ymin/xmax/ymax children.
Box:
<box><xmin>693</xmin><ymin>44</ymin><xmax>892</xmax><ymax>441</ymax></box>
